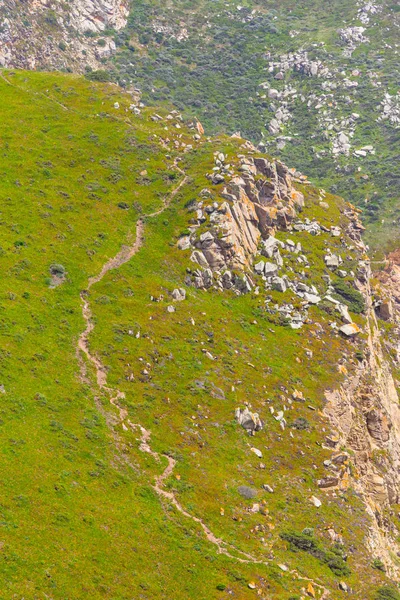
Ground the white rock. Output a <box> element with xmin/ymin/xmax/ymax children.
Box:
<box><xmin>310</xmin><ymin>495</ymin><xmax>322</xmax><ymax>508</ymax></box>
<box><xmin>251</xmin><ymin>447</ymin><xmax>263</xmax><ymax>458</ymax></box>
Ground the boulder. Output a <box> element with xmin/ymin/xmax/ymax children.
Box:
<box><xmin>310</xmin><ymin>496</ymin><xmax>322</xmax><ymax>508</ymax></box>
<box><xmin>325</xmin><ymin>254</ymin><xmax>339</xmax><ymax>268</ymax></box>
<box><xmin>171</xmin><ymin>288</ymin><xmax>186</xmax><ymax>301</ymax></box>
<box><xmin>377</xmin><ymin>301</ymin><xmax>393</xmax><ymax>321</ymax></box>
<box><xmin>337</xmin><ymin>304</ymin><xmax>352</xmax><ymax>324</ymax></box>
<box><xmin>272</xmin><ymin>277</ymin><xmax>287</xmax><ymax>292</ymax></box>
<box><xmin>251</xmin><ymin>447</ymin><xmax>263</xmax><ymax>458</ymax></box>
<box><xmin>304</xmin><ymin>292</ymin><xmax>321</xmax><ymax>304</ymax></box>
<box><xmin>264</xmin><ymin>262</ymin><xmax>279</xmax><ymax>276</ymax></box>
<box><xmin>238</xmin><ymin>485</ymin><xmax>257</xmax><ymax>499</ymax></box>
<box><xmin>339</xmin><ymin>323</ymin><xmax>360</xmax><ymax>337</ymax></box>
<box><xmin>177</xmin><ymin>236</ymin><xmax>191</xmax><ymax>250</ymax></box>
<box><xmin>235</xmin><ymin>407</ymin><xmax>264</xmax><ymax>433</ymax></box>
<box><xmin>254</xmin><ymin>260</ymin><xmax>265</xmax><ymax>274</ymax></box>
<box><xmin>317</xmin><ymin>477</ymin><xmax>339</xmax><ymax>489</ymax></box>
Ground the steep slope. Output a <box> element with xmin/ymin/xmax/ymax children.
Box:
<box><xmin>0</xmin><ymin>69</ymin><xmax>399</xmax><ymax>599</ymax></box>
<box><xmin>0</xmin><ymin>0</ymin><xmax>128</xmax><ymax>71</ymax></box>
<box><xmin>1</xmin><ymin>1</ymin><xmax>399</xmax><ymax>249</ymax></box>
<box><xmin>110</xmin><ymin>0</ymin><xmax>399</xmax><ymax>250</ymax></box>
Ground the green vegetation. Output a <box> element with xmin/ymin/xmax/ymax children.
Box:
<box><xmin>376</xmin><ymin>586</ymin><xmax>400</xmax><ymax>600</ymax></box>
<box><xmin>0</xmin><ymin>68</ymin><xmax>393</xmax><ymax>598</ymax></box>
<box><xmin>333</xmin><ymin>279</ymin><xmax>366</xmax><ymax>314</ymax></box>
<box><xmin>280</xmin><ymin>530</ymin><xmax>350</xmax><ymax>577</ymax></box>
<box><xmin>105</xmin><ymin>0</ymin><xmax>400</xmax><ymax>251</ymax></box>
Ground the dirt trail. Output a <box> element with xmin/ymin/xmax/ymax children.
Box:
<box><xmin>76</xmin><ymin>172</ymin><xmax>330</xmax><ymax>597</ymax></box>
<box><xmin>76</xmin><ymin>174</ymin><xmax>262</xmax><ymax>563</ymax></box>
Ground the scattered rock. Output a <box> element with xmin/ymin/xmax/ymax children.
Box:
<box><xmin>251</xmin><ymin>447</ymin><xmax>263</xmax><ymax>458</ymax></box>
<box><xmin>339</xmin><ymin>323</ymin><xmax>360</xmax><ymax>337</ymax></box>
<box><xmin>235</xmin><ymin>407</ymin><xmax>264</xmax><ymax>434</ymax></box>
<box><xmin>310</xmin><ymin>495</ymin><xmax>322</xmax><ymax>508</ymax></box>
<box><xmin>171</xmin><ymin>288</ymin><xmax>186</xmax><ymax>301</ymax></box>
<box><xmin>262</xmin><ymin>484</ymin><xmax>274</xmax><ymax>493</ymax></box>
<box><xmin>238</xmin><ymin>485</ymin><xmax>257</xmax><ymax>499</ymax></box>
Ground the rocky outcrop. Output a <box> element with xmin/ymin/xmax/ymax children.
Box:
<box><xmin>0</xmin><ymin>0</ymin><xmax>128</xmax><ymax>71</ymax></box>
<box><xmin>180</xmin><ymin>151</ymin><xmax>305</xmax><ymax>293</ymax></box>
<box><xmin>324</xmin><ymin>258</ymin><xmax>400</xmax><ymax>578</ymax></box>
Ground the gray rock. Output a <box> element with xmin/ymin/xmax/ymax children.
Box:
<box><xmin>238</xmin><ymin>486</ymin><xmax>257</xmax><ymax>499</ymax></box>
<box><xmin>272</xmin><ymin>277</ymin><xmax>287</xmax><ymax>292</ymax></box>
<box><xmin>297</xmin><ymin>283</ymin><xmax>309</xmax><ymax>292</ymax></box>
<box><xmin>190</xmin><ymin>251</ymin><xmax>209</xmax><ymax>268</ymax></box>
<box><xmin>211</xmin><ymin>173</ymin><xmax>225</xmax><ymax>184</ymax></box>
<box><xmin>324</xmin><ymin>254</ymin><xmax>339</xmax><ymax>268</ymax></box>
<box><xmin>262</xmin><ymin>484</ymin><xmax>274</xmax><ymax>493</ymax></box>
<box><xmin>317</xmin><ymin>477</ymin><xmax>339</xmax><ymax>488</ymax></box>
<box><xmin>235</xmin><ymin>407</ymin><xmax>264</xmax><ymax>433</ymax></box>
<box><xmin>254</xmin><ymin>260</ymin><xmax>265</xmax><ymax>274</ymax></box>
<box><xmin>251</xmin><ymin>447</ymin><xmax>263</xmax><ymax>458</ymax></box>
<box><xmin>264</xmin><ymin>262</ymin><xmax>278</xmax><ymax>276</ymax></box>
<box><xmin>304</xmin><ymin>292</ymin><xmax>321</xmax><ymax>304</ymax></box>
<box><xmin>339</xmin><ymin>323</ymin><xmax>360</xmax><ymax>337</ymax></box>
<box><xmin>199</xmin><ymin>231</ymin><xmax>214</xmax><ymax>246</ymax></box>
<box><xmin>177</xmin><ymin>236</ymin><xmax>191</xmax><ymax>250</ymax></box>
<box><xmin>171</xmin><ymin>288</ymin><xmax>186</xmax><ymax>301</ymax></box>
<box><xmin>337</xmin><ymin>304</ymin><xmax>352</xmax><ymax>324</ymax></box>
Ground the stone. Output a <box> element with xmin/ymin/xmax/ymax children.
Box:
<box><xmin>272</xmin><ymin>277</ymin><xmax>287</xmax><ymax>292</ymax></box>
<box><xmin>317</xmin><ymin>477</ymin><xmax>339</xmax><ymax>488</ymax></box>
<box><xmin>304</xmin><ymin>293</ymin><xmax>321</xmax><ymax>304</ymax></box>
<box><xmin>339</xmin><ymin>581</ymin><xmax>349</xmax><ymax>592</ymax></box>
<box><xmin>211</xmin><ymin>173</ymin><xmax>225</xmax><ymax>184</ymax></box>
<box><xmin>199</xmin><ymin>231</ymin><xmax>214</xmax><ymax>246</ymax></box>
<box><xmin>251</xmin><ymin>447</ymin><xmax>263</xmax><ymax>458</ymax></box>
<box><xmin>235</xmin><ymin>407</ymin><xmax>264</xmax><ymax>433</ymax></box>
<box><xmin>167</xmin><ymin>305</ymin><xmax>175</xmax><ymax>313</ymax></box>
<box><xmin>262</xmin><ymin>484</ymin><xmax>274</xmax><ymax>493</ymax></box>
<box><xmin>366</xmin><ymin>409</ymin><xmax>391</xmax><ymax>442</ymax></box>
<box><xmin>190</xmin><ymin>251</ymin><xmax>209</xmax><ymax>268</ymax></box>
<box><xmin>310</xmin><ymin>496</ymin><xmax>322</xmax><ymax>508</ymax></box>
<box><xmin>254</xmin><ymin>260</ymin><xmax>265</xmax><ymax>274</ymax></box>
<box><xmin>337</xmin><ymin>304</ymin><xmax>352</xmax><ymax>324</ymax></box>
<box><xmin>264</xmin><ymin>262</ymin><xmax>279</xmax><ymax>276</ymax></box>
<box><xmin>238</xmin><ymin>485</ymin><xmax>257</xmax><ymax>499</ymax></box>
<box><xmin>377</xmin><ymin>301</ymin><xmax>393</xmax><ymax>321</ymax></box>
<box><xmin>325</xmin><ymin>254</ymin><xmax>339</xmax><ymax>268</ymax></box>
<box><xmin>339</xmin><ymin>323</ymin><xmax>360</xmax><ymax>337</ymax></box>
<box><xmin>171</xmin><ymin>288</ymin><xmax>186</xmax><ymax>301</ymax></box>
<box><xmin>177</xmin><ymin>236</ymin><xmax>191</xmax><ymax>250</ymax></box>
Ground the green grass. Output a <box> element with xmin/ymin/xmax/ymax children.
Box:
<box><xmin>0</xmin><ymin>69</ymin><xmax>393</xmax><ymax>598</ymax></box>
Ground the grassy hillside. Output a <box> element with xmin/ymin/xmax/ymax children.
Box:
<box><xmin>0</xmin><ymin>69</ymin><xmax>396</xmax><ymax>599</ymax></box>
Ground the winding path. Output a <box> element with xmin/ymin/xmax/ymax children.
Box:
<box><xmin>76</xmin><ymin>172</ymin><xmax>331</xmax><ymax>598</ymax></box>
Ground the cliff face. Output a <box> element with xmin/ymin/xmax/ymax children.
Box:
<box><xmin>325</xmin><ymin>255</ymin><xmax>400</xmax><ymax>579</ymax></box>
<box><xmin>178</xmin><ymin>135</ymin><xmax>400</xmax><ymax>581</ymax></box>
<box><xmin>0</xmin><ymin>0</ymin><xmax>128</xmax><ymax>71</ymax></box>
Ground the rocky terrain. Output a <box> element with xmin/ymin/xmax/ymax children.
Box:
<box><xmin>0</xmin><ymin>1</ymin><xmax>400</xmax><ymax>599</ymax></box>
<box><xmin>1</xmin><ymin>1</ymin><xmax>399</xmax><ymax>246</ymax></box>
<box><xmin>0</xmin><ymin>0</ymin><xmax>128</xmax><ymax>71</ymax></box>
<box><xmin>0</xmin><ymin>70</ymin><xmax>398</xmax><ymax>598</ymax></box>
